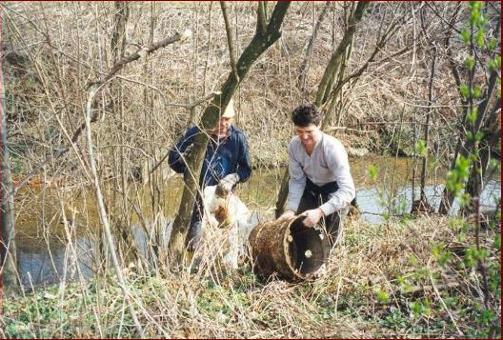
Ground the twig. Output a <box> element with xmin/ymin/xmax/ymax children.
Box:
<box><xmin>424</xmin><ymin>2</ymin><xmax>463</xmax><ymax>35</ymax></box>
<box><xmin>88</xmin><ymin>32</ymin><xmax>184</xmax><ymax>88</ymax></box>
<box><xmin>428</xmin><ymin>268</ymin><xmax>464</xmax><ymax>336</ymax></box>
<box><xmin>297</xmin><ymin>1</ymin><xmax>330</xmax><ymax>91</ymax></box>
<box><xmin>74</xmin><ymin>32</ymin><xmax>184</xmax><ymax>143</ymax></box>
<box><xmin>115</xmin><ymin>75</ymin><xmax>219</xmax><ymax>109</ymax></box>
<box><xmin>220</xmin><ymin>2</ymin><xmax>239</xmax><ymax>82</ymax></box>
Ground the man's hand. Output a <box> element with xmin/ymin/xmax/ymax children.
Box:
<box><xmin>301</xmin><ymin>208</ymin><xmax>324</xmax><ymax>228</ymax></box>
<box><xmin>216</xmin><ymin>173</ymin><xmax>240</xmax><ymax>196</ymax></box>
<box><xmin>277</xmin><ymin>209</ymin><xmax>296</xmax><ymax>223</ymax></box>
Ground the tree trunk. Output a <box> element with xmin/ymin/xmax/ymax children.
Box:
<box><xmin>111</xmin><ymin>1</ymin><xmax>129</xmax><ymax>63</ymax></box>
<box><xmin>1</xmin><ymin>41</ymin><xmax>19</xmax><ymax>292</ymax></box>
<box><xmin>315</xmin><ymin>1</ymin><xmax>368</xmax><ymax>107</ymax></box>
<box><xmin>297</xmin><ymin>1</ymin><xmax>330</xmax><ymax>93</ymax></box>
<box><xmin>110</xmin><ymin>1</ymin><xmax>136</xmax><ymax>260</ymax></box>
<box><xmin>439</xmin><ymin>68</ymin><xmax>499</xmax><ymax>214</ymax></box>
<box><xmin>464</xmin><ymin>103</ymin><xmax>501</xmax><ymax>212</ymax></box>
<box><xmin>417</xmin><ymin>45</ymin><xmax>436</xmax><ymax>209</ymax></box>
<box><xmin>168</xmin><ymin>1</ymin><xmax>291</xmax><ymax>266</ymax></box>
<box><xmin>439</xmin><ymin>11</ymin><xmax>500</xmax><ymax>214</ymax></box>
<box><xmin>0</xmin><ymin>38</ymin><xmax>17</xmax><ymax>297</ymax></box>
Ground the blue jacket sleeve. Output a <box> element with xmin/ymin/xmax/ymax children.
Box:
<box><xmin>236</xmin><ymin>132</ymin><xmax>252</xmax><ymax>183</ymax></box>
<box><xmin>168</xmin><ymin>126</ymin><xmax>199</xmax><ymax>174</ymax></box>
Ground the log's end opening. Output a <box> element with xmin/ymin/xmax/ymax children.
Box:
<box><xmin>286</xmin><ymin>217</ymin><xmax>329</xmax><ymax>278</ymax></box>
<box><xmin>249</xmin><ymin>215</ymin><xmax>331</xmax><ymax>282</ymax></box>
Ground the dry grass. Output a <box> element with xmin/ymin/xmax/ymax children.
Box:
<box><xmin>2</xmin><ymin>214</ymin><xmax>500</xmax><ymax>338</ymax></box>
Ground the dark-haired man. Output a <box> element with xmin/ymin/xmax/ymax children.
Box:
<box><xmin>168</xmin><ymin>99</ymin><xmax>252</xmax><ymax>250</ymax></box>
<box><xmin>278</xmin><ymin>103</ymin><xmax>355</xmax><ymax>246</ymax></box>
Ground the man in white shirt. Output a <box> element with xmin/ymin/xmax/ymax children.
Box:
<box><xmin>278</xmin><ymin>103</ymin><xmax>355</xmax><ymax>246</ymax></box>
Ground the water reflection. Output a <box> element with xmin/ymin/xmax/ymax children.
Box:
<box><xmin>357</xmin><ymin>180</ymin><xmax>501</xmax><ymax>224</ymax></box>
<box><xmin>17</xmin><ymin>237</ymin><xmax>94</xmax><ymax>289</ymax></box>
<box><xmin>130</xmin><ymin>216</ymin><xmax>172</xmax><ymax>267</ymax></box>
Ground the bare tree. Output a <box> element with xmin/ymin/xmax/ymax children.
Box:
<box><xmin>0</xmin><ymin>37</ymin><xmax>18</xmax><ymax>292</ymax></box>
<box><xmin>412</xmin><ymin>6</ymin><xmax>438</xmax><ymax>214</ymax></box>
<box><xmin>297</xmin><ymin>1</ymin><xmax>330</xmax><ymax>93</ymax></box>
<box><xmin>80</xmin><ymin>28</ymin><xmax>186</xmax><ymax>336</ymax></box>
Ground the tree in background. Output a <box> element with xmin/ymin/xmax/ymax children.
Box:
<box><xmin>1</xmin><ymin>8</ymin><xmax>19</xmax><ymax>295</ymax></box>
<box><xmin>439</xmin><ymin>1</ymin><xmax>500</xmax><ymax>216</ymax></box>
<box><xmin>438</xmin><ymin>2</ymin><xmax>500</xmax><ymax>336</ymax></box>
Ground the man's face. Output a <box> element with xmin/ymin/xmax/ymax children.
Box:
<box><xmin>213</xmin><ymin>117</ymin><xmax>232</xmax><ymax>137</ymax></box>
<box><xmin>295</xmin><ymin>123</ymin><xmax>321</xmax><ymax>149</ymax></box>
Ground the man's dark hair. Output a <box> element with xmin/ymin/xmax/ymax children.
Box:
<box><xmin>291</xmin><ymin>103</ymin><xmax>322</xmax><ymax>127</ymax></box>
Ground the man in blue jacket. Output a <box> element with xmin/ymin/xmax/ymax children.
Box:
<box><xmin>168</xmin><ymin>99</ymin><xmax>252</xmax><ymax>250</ymax></box>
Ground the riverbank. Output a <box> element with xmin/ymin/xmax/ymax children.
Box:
<box><xmin>2</xmin><ymin>214</ymin><xmax>500</xmax><ymax>338</ymax></box>
<box><xmin>10</xmin><ymin>155</ymin><xmax>500</xmax><ymax>290</ymax></box>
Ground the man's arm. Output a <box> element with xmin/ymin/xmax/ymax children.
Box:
<box><xmin>318</xmin><ymin>141</ymin><xmax>355</xmax><ymax>216</ymax></box>
<box><xmin>216</xmin><ymin>131</ymin><xmax>252</xmax><ymax>195</ymax></box>
<box><xmin>168</xmin><ymin>126</ymin><xmax>199</xmax><ymax>174</ymax></box>
<box><xmin>286</xmin><ymin>142</ymin><xmax>306</xmax><ymax>214</ymax></box>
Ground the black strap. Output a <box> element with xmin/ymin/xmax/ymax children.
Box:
<box><xmin>305</xmin><ymin>177</ymin><xmax>339</xmax><ymax>197</ymax></box>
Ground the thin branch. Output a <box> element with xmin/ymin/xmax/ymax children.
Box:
<box><xmin>297</xmin><ymin>1</ymin><xmax>330</xmax><ymax>91</ymax></box>
<box><xmin>74</xmin><ymin>32</ymin><xmax>183</xmax><ymax>143</ymax></box>
<box><xmin>220</xmin><ymin>2</ymin><xmax>239</xmax><ymax>82</ymax></box>
<box><xmin>88</xmin><ymin>32</ymin><xmax>184</xmax><ymax>88</ymax></box>
<box><xmin>84</xmin><ymin>82</ymin><xmax>144</xmax><ymax>337</ymax></box>
<box><xmin>115</xmin><ymin>75</ymin><xmax>219</xmax><ymax>109</ymax></box>
<box><xmin>326</xmin><ymin>45</ymin><xmax>410</xmax><ymax>107</ymax></box>
<box><xmin>10</xmin><ymin>32</ymin><xmax>186</xmax><ymax>194</ymax></box>
<box><xmin>424</xmin><ymin>1</ymin><xmax>463</xmax><ymax>35</ymax></box>
<box><xmin>257</xmin><ymin>2</ymin><xmax>267</xmax><ymax>36</ymax></box>
<box><xmin>0</xmin><ymin>3</ymin><xmax>95</xmax><ymax>71</ymax></box>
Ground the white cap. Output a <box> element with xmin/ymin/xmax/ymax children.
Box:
<box><xmin>222</xmin><ymin>98</ymin><xmax>236</xmax><ymax>118</ymax></box>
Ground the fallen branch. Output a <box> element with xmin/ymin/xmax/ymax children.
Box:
<box><xmin>397</xmin><ymin>281</ymin><xmax>461</xmax><ymax>297</ymax></box>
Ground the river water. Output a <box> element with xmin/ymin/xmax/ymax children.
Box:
<box><xmin>11</xmin><ymin>156</ymin><xmax>501</xmax><ymax>288</ymax></box>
